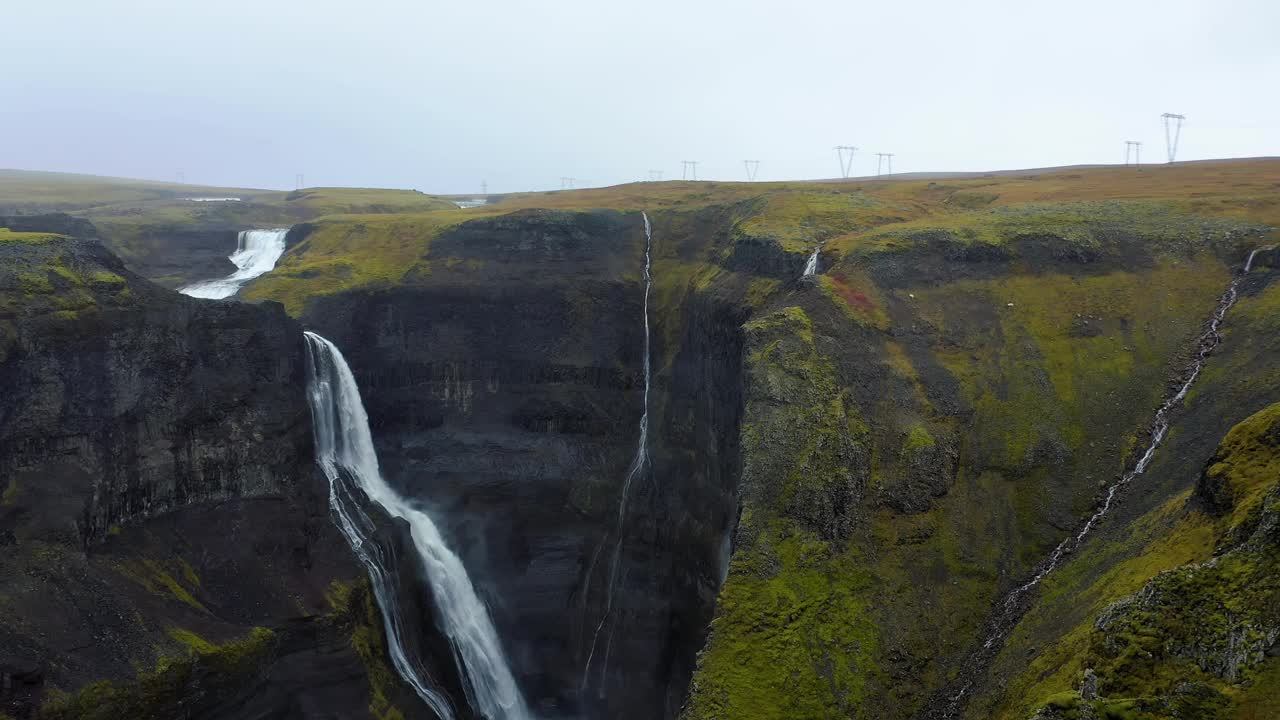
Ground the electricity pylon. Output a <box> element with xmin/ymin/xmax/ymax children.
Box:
<box><xmin>1161</xmin><ymin>113</ymin><xmax>1186</xmax><ymax>163</ymax></box>
<box><xmin>834</xmin><ymin>145</ymin><xmax>857</xmax><ymax>178</ymax></box>
<box><xmin>875</xmin><ymin>153</ymin><xmax>894</xmax><ymax>176</ymax></box>
<box><xmin>1125</xmin><ymin>141</ymin><xmax>1142</xmax><ymax>166</ymax></box>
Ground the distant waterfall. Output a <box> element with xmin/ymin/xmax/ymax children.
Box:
<box><xmin>802</xmin><ymin>246</ymin><xmax>820</xmax><ymax>277</ymax></box>
<box><xmin>938</xmin><ymin>246</ymin><xmax>1269</xmax><ymax>717</ymax></box>
<box><xmin>582</xmin><ymin>211</ymin><xmax>654</xmax><ymax>693</ymax></box>
<box><xmin>180</xmin><ymin>228</ymin><xmax>289</xmax><ymax>299</ymax></box>
<box><xmin>304</xmin><ymin>332</ymin><xmax>531</xmax><ymax>720</ymax></box>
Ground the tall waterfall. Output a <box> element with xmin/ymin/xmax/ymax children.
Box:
<box><xmin>939</xmin><ymin>247</ymin><xmax>1269</xmax><ymax>717</ymax></box>
<box><xmin>582</xmin><ymin>211</ymin><xmax>654</xmax><ymax>692</ymax></box>
<box><xmin>180</xmin><ymin>228</ymin><xmax>289</xmax><ymax>299</ymax></box>
<box><xmin>304</xmin><ymin>332</ymin><xmax>531</xmax><ymax>720</ymax></box>
<box><xmin>802</xmin><ymin>246</ymin><xmax>820</xmax><ymax>277</ymax></box>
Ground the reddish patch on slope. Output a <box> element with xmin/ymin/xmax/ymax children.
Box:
<box><xmin>828</xmin><ymin>272</ymin><xmax>876</xmax><ymax>312</ymax></box>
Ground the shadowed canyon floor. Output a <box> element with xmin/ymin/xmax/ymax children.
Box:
<box><xmin>1</xmin><ymin>159</ymin><xmax>1279</xmax><ymax>719</ymax></box>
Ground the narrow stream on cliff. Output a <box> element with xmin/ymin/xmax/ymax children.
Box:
<box><xmin>802</xmin><ymin>245</ymin><xmax>820</xmax><ymax>277</ymax></box>
<box><xmin>304</xmin><ymin>332</ymin><xmax>532</xmax><ymax>720</ymax></box>
<box><xmin>581</xmin><ymin>211</ymin><xmax>654</xmax><ymax>695</ymax></box>
<box><xmin>179</xmin><ymin>228</ymin><xmax>289</xmax><ymax>299</ymax></box>
<box><xmin>940</xmin><ymin>247</ymin><xmax>1268</xmax><ymax>717</ymax></box>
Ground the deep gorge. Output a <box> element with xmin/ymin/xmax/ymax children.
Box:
<box><xmin>3</xmin><ymin>162</ymin><xmax>1280</xmax><ymax>720</ymax></box>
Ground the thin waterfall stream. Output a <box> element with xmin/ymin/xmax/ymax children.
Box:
<box><xmin>304</xmin><ymin>332</ymin><xmax>531</xmax><ymax>720</ymax></box>
<box><xmin>802</xmin><ymin>245</ymin><xmax>820</xmax><ymax>278</ymax></box>
<box><xmin>937</xmin><ymin>247</ymin><xmax>1269</xmax><ymax>718</ymax></box>
<box><xmin>581</xmin><ymin>211</ymin><xmax>654</xmax><ymax>695</ymax></box>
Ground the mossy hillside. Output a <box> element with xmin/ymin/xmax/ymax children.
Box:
<box><xmin>909</xmin><ymin>257</ymin><xmax>1228</xmax><ymax>563</ymax></box>
<box><xmin>1190</xmin><ymin>264</ymin><xmax>1280</xmax><ymax>408</ymax></box>
<box><xmin>682</xmin><ymin>233</ymin><xmax>1237</xmax><ymax>717</ymax></box>
<box><xmin>240</xmin><ymin>210</ymin><xmax>470</xmax><ymax>315</ymax></box>
<box><xmin>829</xmin><ymin>200</ymin><xmax>1266</xmax><ymax>264</ymax></box>
<box><xmin>684</xmin><ymin>306</ymin><xmax>880</xmax><ymax>720</ymax></box>
<box><xmin>968</xmin><ymin>269</ymin><xmax>1280</xmax><ymax>719</ymax></box>
<box><xmin>991</xmin><ymin>401</ymin><xmax>1280</xmax><ymax>720</ymax></box>
<box><xmin>0</xmin><ymin>228</ymin><xmax>62</xmax><ymax>244</ymax></box>
<box><xmin>280</xmin><ymin>187</ymin><xmax>457</xmax><ymax>215</ymax></box>
<box><xmin>0</xmin><ymin>236</ymin><xmax>134</xmax><ymax>321</ymax></box>
<box><xmin>917</xmin><ymin>257</ymin><xmax>1228</xmax><ymax>469</ymax></box>
<box><xmin>35</xmin><ymin>627</ymin><xmax>276</xmax><ymax>720</ymax></box>
<box><xmin>731</xmin><ymin>189</ymin><xmax>912</xmax><ymax>254</ymax></box>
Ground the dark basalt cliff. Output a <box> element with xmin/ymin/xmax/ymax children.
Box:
<box><xmin>0</xmin><ymin>219</ymin><xmax>394</xmax><ymax>719</ymax></box>
<box><xmin>300</xmin><ymin>208</ymin><xmax>746</xmax><ymax>719</ymax></box>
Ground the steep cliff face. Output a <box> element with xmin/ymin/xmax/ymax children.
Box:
<box><xmin>684</xmin><ymin>201</ymin><xmax>1275</xmax><ymax>719</ymax></box>
<box><xmin>293</xmin><ymin>208</ymin><xmax>747</xmax><ymax>719</ymax></box>
<box><xmin>964</xmin><ymin>251</ymin><xmax>1280</xmax><ymax>720</ymax></box>
<box><xmin>0</xmin><ymin>221</ymin><xmax>396</xmax><ymax>719</ymax></box>
<box><xmin>1024</xmin><ymin>400</ymin><xmax>1280</xmax><ymax>720</ymax></box>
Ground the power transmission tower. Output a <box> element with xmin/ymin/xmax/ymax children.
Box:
<box><xmin>1161</xmin><ymin>113</ymin><xmax>1186</xmax><ymax>163</ymax></box>
<box><xmin>560</xmin><ymin>177</ymin><xmax>578</xmax><ymax>190</ymax></box>
<box><xmin>481</xmin><ymin>180</ymin><xmax>488</xmax><ymax>194</ymax></box>
<box><xmin>1124</xmin><ymin>141</ymin><xmax>1142</xmax><ymax>166</ymax></box>
<box><xmin>875</xmin><ymin>153</ymin><xmax>895</xmax><ymax>176</ymax></box>
<box><xmin>834</xmin><ymin>145</ymin><xmax>857</xmax><ymax>179</ymax></box>
<box><xmin>648</xmin><ymin>170</ymin><xmax>663</xmax><ymax>182</ymax></box>
<box><xmin>744</xmin><ymin>160</ymin><xmax>760</xmax><ymax>181</ymax></box>
<box><xmin>176</xmin><ymin>170</ymin><xmax>185</xmax><ymax>184</ymax></box>
<box><xmin>295</xmin><ymin>173</ymin><xmax>304</xmax><ymax>190</ymax></box>
<box><xmin>682</xmin><ymin>161</ymin><xmax>698</xmax><ymax>181</ymax></box>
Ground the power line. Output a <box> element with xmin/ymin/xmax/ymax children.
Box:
<box><xmin>743</xmin><ymin>160</ymin><xmax>760</xmax><ymax>181</ymax></box>
<box><xmin>875</xmin><ymin>153</ymin><xmax>895</xmax><ymax>177</ymax></box>
<box><xmin>1124</xmin><ymin>141</ymin><xmax>1142</xmax><ymax>167</ymax></box>
<box><xmin>834</xmin><ymin>145</ymin><xmax>858</xmax><ymax>179</ymax></box>
<box><xmin>1161</xmin><ymin>113</ymin><xmax>1186</xmax><ymax>163</ymax></box>
<box><xmin>682</xmin><ymin>160</ymin><xmax>698</xmax><ymax>181</ymax></box>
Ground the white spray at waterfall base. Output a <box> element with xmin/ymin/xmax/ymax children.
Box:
<box><xmin>180</xmin><ymin>228</ymin><xmax>289</xmax><ymax>299</ymax></box>
<box><xmin>304</xmin><ymin>332</ymin><xmax>532</xmax><ymax>720</ymax></box>
<box><xmin>581</xmin><ymin>211</ymin><xmax>654</xmax><ymax>695</ymax></box>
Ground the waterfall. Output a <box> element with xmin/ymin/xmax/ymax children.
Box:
<box><xmin>304</xmin><ymin>332</ymin><xmax>531</xmax><ymax>720</ymax></box>
<box><xmin>581</xmin><ymin>211</ymin><xmax>654</xmax><ymax>693</ymax></box>
<box><xmin>180</xmin><ymin>228</ymin><xmax>289</xmax><ymax>299</ymax></box>
<box><xmin>939</xmin><ymin>247</ymin><xmax>1268</xmax><ymax>716</ymax></box>
<box><xmin>802</xmin><ymin>246</ymin><xmax>820</xmax><ymax>277</ymax></box>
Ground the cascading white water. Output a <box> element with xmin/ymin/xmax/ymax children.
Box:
<box><xmin>581</xmin><ymin>211</ymin><xmax>654</xmax><ymax>693</ymax></box>
<box><xmin>941</xmin><ymin>247</ymin><xmax>1269</xmax><ymax>715</ymax></box>
<box><xmin>180</xmin><ymin>228</ymin><xmax>289</xmax><ymax>299</ymax></box>
<box><xmin>304</xmin><ymin>332</ymin><xmax>532</xmax><ymax>720</ymax></box>
<box><xmin>802</xmin><ymin>246</ymin><xmax>820</xmax><ymax>277</ymax></box>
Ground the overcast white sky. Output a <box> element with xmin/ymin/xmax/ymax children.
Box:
<box><xmin>5</xmin><ymin>0</ymin><xmax>1278</xmax><ymax>193</ymax></box>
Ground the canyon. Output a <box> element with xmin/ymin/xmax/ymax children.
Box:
<box><xmin>2</xmin><ymin>160</ymin><xmax>1279</xmax><ymax>720</ymax></box>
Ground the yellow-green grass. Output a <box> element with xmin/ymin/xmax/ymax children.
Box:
<box><xmin>240</xmin><ymin>210</ymin><xmax>474</xmax><ymax>315</ymax></box>
<box><xmin>0</xmin><ymin>228</ymin><xmax>63</xmax><ymax>244</ymax></box>
<box><xmin>279</xmin><ymin>187</ymin><xmax>455</xmax><ymax>215</ymax></box>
